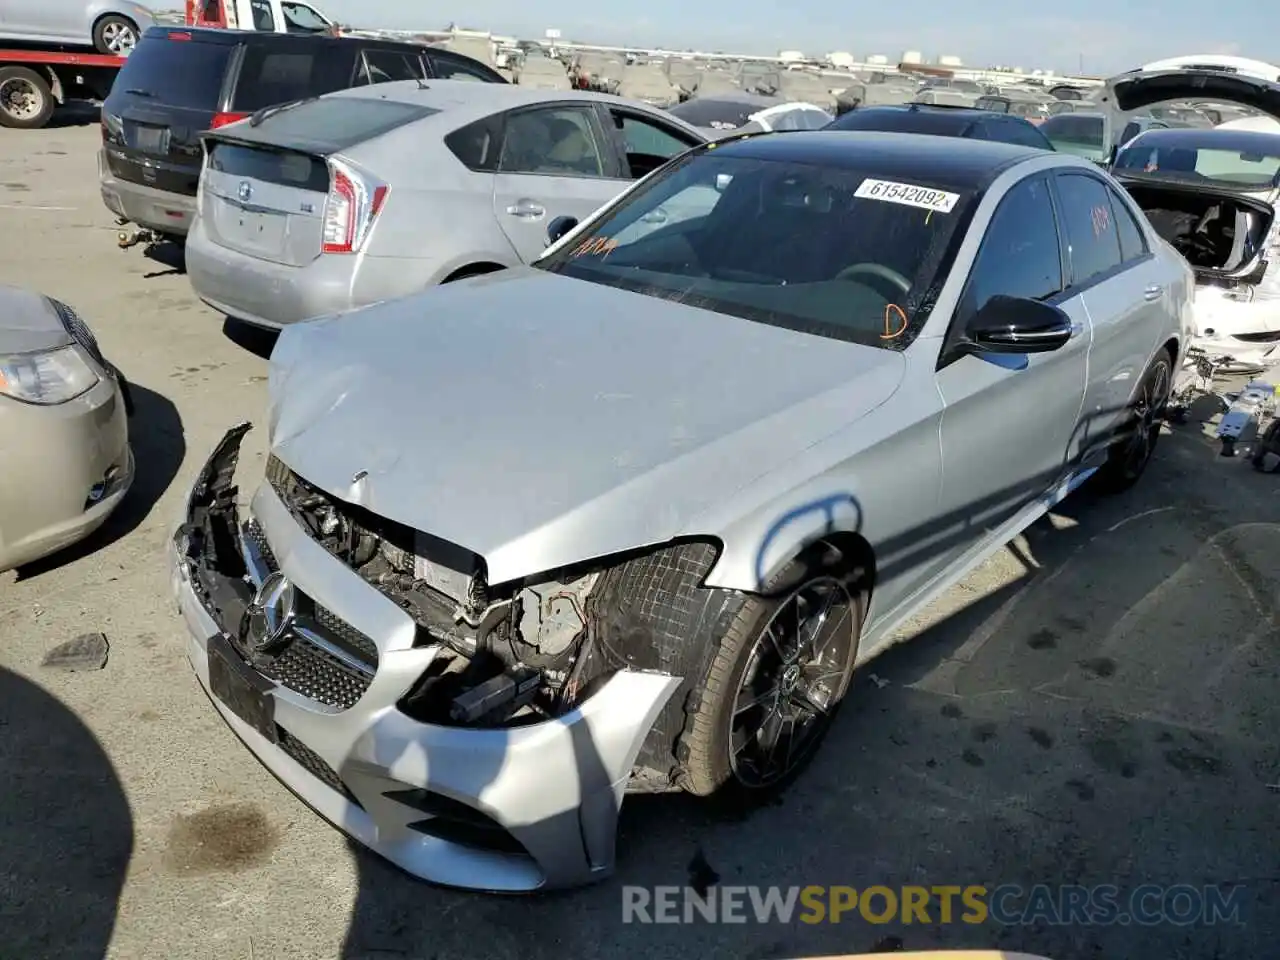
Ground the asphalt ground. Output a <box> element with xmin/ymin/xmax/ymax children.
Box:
<box><xmin>0</xmin><ymin>115</ymin><xmax>1277</xmax><ymax>960</ymax></box>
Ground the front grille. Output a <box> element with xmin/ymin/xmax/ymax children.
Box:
<box><xmin>239</xmin><ymin>517</ymin><xmax>377</xmax><ymax>711</ymax></box>
<box><xmin>277</xmin><ymin>726</ymin><xmax>361</xmax><ymax>807</ymax></box>
<box><xmin>268</xmin><ymin>637</ymin><xmax>372</xmax><ymax>710</ymax></box>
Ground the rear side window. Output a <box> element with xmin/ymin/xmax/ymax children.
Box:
<box><xmin>207</xmin><ymin>142</ymin><xmax>329</xmax><ymax>191</ymax></box>
<box><xmin>1055</xmin><ymin>173</ymin><xmax>1123</xmax><ymax>285</ymax></box>
<box><xmin>1108</xmin><ymin>187</ymin><xmax>1149</xmax><ymax>262</ymax></box>
<box><xmin>231</xmin><ymin>46</ymin><xmax>356</xmax><ymax>112</ymax></box>
<box><xmin>445</xmin><ymin>115</ymin><xmax>502</xmax><ymax>170</ymax></box>
<box><xmin>357</xmin><ymin>50</ymin><xmax>426</xmax><ymax>86</ymax></box>
<box><xmin>430</xmin><ymin>54</ymin><xmax>499</xmax><ymax>82</ymax></box>
<box><xmin>110</xmin><ymin>36</ymin><xmax>232</xmax><ymax>110</ymax></box>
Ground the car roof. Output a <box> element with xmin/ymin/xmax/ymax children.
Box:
<box><xmin>141</xmin><ymin>24</ymin><xmax>423</xmax><ymax>51</ymax></box>
<box><xmin>707</xmin><ymin>130</ymin><xmax>1049</xmax><ymax>190</ymax></box>
<box><xmin>324</xmin><ymin>78</ymin><xmax>669</xmax><ymax>119</ymax></box>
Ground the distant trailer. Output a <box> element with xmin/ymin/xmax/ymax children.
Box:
<box><xmin>0</xmin><ymin>48</ymin><xmax>125</xmax><ymax>129</ymax></box>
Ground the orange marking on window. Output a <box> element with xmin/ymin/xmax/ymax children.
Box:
<box><xmin>882</xmin><ymin>303</ymin><xmax>908</xmax><ymax>339</ymax></box>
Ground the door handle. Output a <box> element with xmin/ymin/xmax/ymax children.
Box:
<box><xmin>1143</xmin><ymin>284</ymin><xmax>1163</xmax><ymax>301</ymax></box>
<box><xmin>505</xmin><ymin>200</ymin><xmax>546</xmax><ymax>219</ymax></box>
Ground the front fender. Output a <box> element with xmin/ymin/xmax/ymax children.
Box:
<box><xmin>703</xmin><ymin>483</ymin><xmax>866</xmax><ymax>592</ymax></box>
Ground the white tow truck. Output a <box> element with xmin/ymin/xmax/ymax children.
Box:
<box><xmin>185</xmin><ymin>0</ymin><xmax>338</xmax><ymax>34</ymax></box>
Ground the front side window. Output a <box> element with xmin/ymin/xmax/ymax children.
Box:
<box><xmin>1055</xmin><ymin>173</ymin><xmax>1123</xmax><ymax>285</ymax></box>
<box><xmin>966</xmin><ymin>176</ymin><xmax>1062</xmax><ymax>310</ymax></box>
<box><xmin>498</xmin><ymin>106</ymin><xmax>606</xmax><ymax>176</ymax></box>
<box><xmin>536</xmin><ymin>152</ymin><xmax>977</xmax><ymax>350</ymax></box>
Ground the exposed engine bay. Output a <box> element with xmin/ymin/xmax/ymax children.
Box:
<box><xmin>1122</xmin><ymin>182</ymin><xmax>1274</xmax><ymax>275</ymax></box>
<box><xmin>255</xmin><ymin>452</ymin><xmax>728</xmax><ymax>788</ymax></box>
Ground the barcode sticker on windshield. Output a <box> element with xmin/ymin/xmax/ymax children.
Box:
<box><xmin>855</xmin><ymin>178</ymin><xmax>959</xmax><ymax>213</ymax></box>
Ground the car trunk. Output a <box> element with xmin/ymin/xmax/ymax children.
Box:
<box><xmin>103</xmin><ymin>32</ymin><xmax>237</xmax><ymax>196</ymax></box>
<box><xmin>200</xmin><ymin>141</ymin><xmax>329</xmax><ymax>267</ymax></box>
<box><xmin>1119</xmin><ymin>179</ymin><xmax>1274</xmax><ymax>278</ymax></box>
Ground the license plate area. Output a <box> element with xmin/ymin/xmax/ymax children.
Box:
<box><xmin>207</xmin><ymin>634</ymin><xmax>278</xmax><ymax>744</ymax></box>
<box><xmin>131</xmin><ymin>123</ymin><xmax>170</xmax><ymax>154</ymax></box>
<box><xmin>214</xmin><ymin>198</ymin><xmax>288</xmax><ymax>257</ymax></box>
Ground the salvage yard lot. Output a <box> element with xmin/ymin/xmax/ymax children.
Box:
<box><xmin>1</xmin><ymin>120</ymin><xmax>1279</xmax><ymax>960</ymax></box>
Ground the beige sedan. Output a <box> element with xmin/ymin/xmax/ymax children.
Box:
<box><xmin>0</xmin><ymin>287</ymin><xmax>133</xmax><ymax>572</ymax></box>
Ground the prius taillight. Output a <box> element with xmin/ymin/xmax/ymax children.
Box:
<box><xmin>321</xmin><ymin>160</ymin><xmax>389</xmax><ymax>255</ymax></box>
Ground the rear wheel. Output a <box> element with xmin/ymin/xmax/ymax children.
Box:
<box><xmin>93</xmin><ymin>15</ymin><xmax>138</xmax><ymax>56</ymax></box>
<box><xmin>1094</xmin><ymin>349</ymin><xmax>1173</xmax><ymax>492</ymax></box>
<box><xmin>0</xmin><ymin>67</ymin><xmax>53</xmax><ymax>130</ymax></box>
<box><xmin>677</xmin><ymin>540</ymin><xmax>863</xmax><ymax>797</ymax></box>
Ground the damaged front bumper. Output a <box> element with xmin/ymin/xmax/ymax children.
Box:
<box><xmin>169</xmin><ymin>423</ymin><xmax>680</xmax><ymax>892</ymax></box>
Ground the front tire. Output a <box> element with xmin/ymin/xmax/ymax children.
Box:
<box><xmin>93</xmin><ymin>15</ymin><xmax>138</xmax><ymax>56</ymax></box>
<box><xmin>677</xmin><ymin>540</ymin><xmax>863</xmax><ymax>797</ymax></box>
<box><xmin>0</xmin><ymin>67</ymin><xmax>53</xmax><ymax>130</ymax></box>
<box><xmin>1094</xmin><ymin>349</ymin><xmax>1173</xmax><ymax>493</ymax></box>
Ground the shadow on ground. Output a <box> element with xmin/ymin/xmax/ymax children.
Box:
<box><xmin>0</xmin><ymin>666</ymin><xmax>133</xmax><ymax>959</ymax></box>
<box><xmin>337</xmin><ymin>427</ymin><xmax>1280</xmax><ymax>960</ymax></box>
<box><xmin>48</xmin><ymin>101</ymin><xmax>102</xmax><ymax>129</ymax></box>
<box><xmin>15</xmin><ymin>383</ymin><xmax>184</xmax><ymax>580</ymax></box>
<box><xmin>142</xmin><ymin>241</ymin><xmax>185</xmax><ymax>279</ymax></box>
<box><xmin>221</xmin><ymin>317</ymin><xmax>278</xmax><ymax>360</ymax></box>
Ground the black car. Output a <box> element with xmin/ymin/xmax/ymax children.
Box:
<box><xmin>824</xmin><ymin>103</ymin><xmax>1054</xmax><ymax>151</ymax></box>
<box><xmin>100</xmin><ymin>26</ymin><xmax>505</xmax><ymax>243</ymax></box>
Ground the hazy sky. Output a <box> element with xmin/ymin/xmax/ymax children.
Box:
<box><xmin>317</xmin><ymin>0</ymin><xmax>1257</xmax><ymax>74</ymax></box>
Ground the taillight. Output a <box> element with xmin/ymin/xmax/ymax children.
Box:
<box><xmin>321</xmin><ymin>160</ymin><xmax>388</xmax><ymax>255</ymax></box>
<box><xmin>210</xmin><ymin>112</ymin><xmax>248</xmax><ymax>128</ymax></box>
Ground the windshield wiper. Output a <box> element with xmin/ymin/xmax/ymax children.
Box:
<box><xmin>249</xmin><ymin>96</ymin><xmax>319</xmax><ymax>127</ymax></box>
<box><xmin>125</xmin><ymin>88</ymin><xmax>154</xmax><ymax>97</ymax></box>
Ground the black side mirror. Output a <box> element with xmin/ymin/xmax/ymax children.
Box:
<box><xmin>965</xmin><ymin>295</ymin><xmax>1072</xmax><ymax>354</ymax></box>
<box><xmin>546</xmin><ymin>215</ymin><xmax>579</xmax><ymax>247</ymax></box>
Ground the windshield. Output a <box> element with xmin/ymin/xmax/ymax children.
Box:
<box><xmin>1114</xmin><ymin>139</ymin><xmax>1280</xmax><ymax>187</ymax></box>
<box><xmin>535</xmin><ymin>151</ymin><xmax>976</xmax><ymax>350</ymax></box>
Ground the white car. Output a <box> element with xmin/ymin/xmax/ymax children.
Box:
<box><xmin>1103</xmin><ymin>66</ymin><xmax>1280</xmax><ymax>370</ymax></box>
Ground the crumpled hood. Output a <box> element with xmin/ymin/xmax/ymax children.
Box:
<box><xmin>0</xmin><ymin>285</ymin><xmax>71</xmax><ymax>355</ymax></box>
<box><xmin>267</xmin><ymin>268</ymin><xmax>905</xmax><ymax>584</ymax></box>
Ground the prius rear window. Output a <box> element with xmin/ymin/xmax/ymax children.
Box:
<box><xmin>221</xmin><ymin>98</ymin><xmax>438</xmax><ymax>154</ymax></box>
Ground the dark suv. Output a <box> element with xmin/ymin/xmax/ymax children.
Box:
<box><xmin>100</xmin><ymin>26</ymin><xmax>505</xmax><ymax>242</ymax></box>
<box><xmin>824</xmin><ymin>103</ymin><xmax>1055</xmax><ymax>151</ymax></box>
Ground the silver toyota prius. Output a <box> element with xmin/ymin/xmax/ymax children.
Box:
<box><xmin>171</xmin><ymin>131</ymin><xmax>1191</xmax><ymax>892</ymax></box>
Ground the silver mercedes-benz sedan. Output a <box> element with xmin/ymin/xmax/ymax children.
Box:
<box><xmin>171</xmin><ymin>131</ymin><xmax>1190</xmax><ymax>892</ymax></box>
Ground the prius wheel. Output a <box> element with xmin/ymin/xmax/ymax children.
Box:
<box><xmin>1096</xmin><ymin>349</ymin><xmax>1172</xmax><ymax>493</ymax></box>
<box><xmin>94</xmin><ymin>15</ymin><xmax>138</xmax><ymax>56</ymax></box>
<box><xmin>677</xmin><ymin>540</ymin><xmax>864</xmax><ymax>797</ymax></box>
<box><xmin>0</xmin><ymin>67</ymin><xmax>53</xmax><ymax>130</ymax></box>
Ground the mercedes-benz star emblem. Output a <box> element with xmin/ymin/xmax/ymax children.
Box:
<box><xmin>238</xmin><ymin>180</ymin><xmax>252</xmax><ymax>202</ymax></box>
<box><xmin>243</xmin><ymin>571</ymin><xmax>296</xmax><ymax>654</ymax></box>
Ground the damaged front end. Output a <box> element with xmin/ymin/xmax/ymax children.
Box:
<box><xmin>258</xmin><ymin>449</ymin><xmax>732</xmax><ymax>789</ymax></box>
